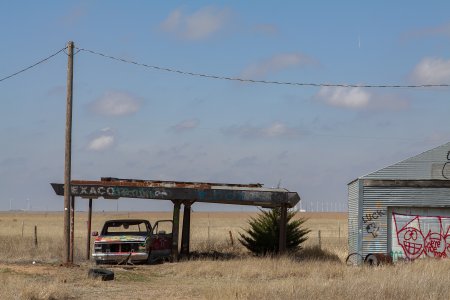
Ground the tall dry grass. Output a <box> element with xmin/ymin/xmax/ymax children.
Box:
<box><xmin>2</xmin><ymin>211</ymin><xmax>448</xmax><ymax>299</ymax></box>
<box><xmin>184</xmin><ymin>257</ymin><xmax>450</xmax><ymax>299</ymax></box>
<box><xmin>0</xmin><ymin>211</ymin><xmax>345</xmax><ymax>262</ymax></box>
<box><xmin>0</xmin><ymin>211</ymin><xmax>377</xmax><ymax>300</ymax></box>
<box><xmin>1</xmin><ymin>255</ymin><xmax>450</xmax><ymax>299</ymax></box>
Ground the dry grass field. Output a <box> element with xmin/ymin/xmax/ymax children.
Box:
<box><xmin>1</xmin><ymin>211</ymin><xmax>449</xmax><ymax>299</ymax></box>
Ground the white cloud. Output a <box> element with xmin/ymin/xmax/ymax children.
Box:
<box><xmin>160</xmin><ymin>7</ymin><xmax>230</xmax><ymax>40</ymax></box>
<box><xmin>316</xmin><ymin>87</ymin><xmax>371</xmax><ymax>109</ymax></box>
<box><xmin>222</xmin><ymin>122</ymin><xmax>304</xmax><ymax>139</ymax></box>
<box><xmin>315</xmin><ymin>87</ymin><xmax>410</xmax><ymax>111</ymax></box>
<box><xmin>410</xmin><ymin>57</ymin><xmax>450</xmax><ymax>85</ymax></box>
<box><xmin>170</xmin><ymin>119</ymin><xmax>199</xmax><ymax>133</ymax></box>
<box><xmin>160</xmin><ymin>9</ymin><xmax>182</xmax><ymax>32</ymax></box>
<box><xmin>90</xmin><ymin>91</ymin><xmax>141</xmax><ymax>117</ymax></box>
<box><xmin>240</xmin><ymin>53</ymin><xmax>314</xmax><ymax>79</ymax></box>
<box><xmin>263</xmin><ymin>122</ymin><xmax>289</xmax><ymax>137</ymax></box>
<box><xmin>87</xmin><ymin>128</ymin><xmax>115</xmax><ymax>151</ymax></box>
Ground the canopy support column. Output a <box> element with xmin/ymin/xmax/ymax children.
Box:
<box><xmin>180</xmin><ymin>202</ymin><xmax>193</xmax><ymax>258</ymax></box>
<box><xmin>279</xmin><ymin>204</ymin><xmax>287</xmax><ymax>254</ymax></box>
<box><xmin>171</xmin><ymin>200</ymin><xmax>181</xmax><ymax>261</ymax></box>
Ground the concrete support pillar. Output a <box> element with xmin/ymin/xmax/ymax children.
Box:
<box><xmin>279</xmin><ymin>204</ymin><xmax>287</xmax><ymax>254</ymax></box>
<box><xmin>180</xmin><ymin>202</ymin><xmax>192</xmax><ymax>258</ymax></box>
<box><xmin>171</xmin><ymin>200</ymin><xmax>181</xmax><ymax>261</ymax></box>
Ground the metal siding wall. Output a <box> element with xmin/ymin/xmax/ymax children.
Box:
<box><xmin>362</xmin><ymin>186</ymin><xmax>450</xmax><ymax>258</ymax></box>
<box><xmin>362</xmin><ymin>142</ymin><xmax>450</xmax><ymax>180</ymax></box>
<box><xmin>363</xmin><ymin>162</ymin><xmax>431</xmax><ymax>180</ymax></box>
<box><xmin>349</xmin><ymin>142</ymin><xmax>450</xmax><ymax>263</ymax></box>
<box><xmin>347</xmin><ymin>180</ymin><xmax>360</xmax><ymax>257</ymax></box>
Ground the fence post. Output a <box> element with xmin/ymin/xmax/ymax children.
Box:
<box><xmin>229</xmin><ymin>231</ymin><xmax>234</xmax><ymax>246</ymax></box>
<box><xmin>318</xmin><ymin>230</ymin><xmax>322</xmax><ymax>249</ymax></box>
<box><xmin>338</xmin><ymin>221</ymin><xmax>341</xmax><ymax>240</ymax></box>
<box><xmin>34</xmin><ymin>225</ymin><xmax>38</xmax><ymax>248</ymax></box>
<box><xmin>207</xmin><ymin>213</ymin><xmax>210</xmax><ymax>245</ymax></box>
<box><xmin>21</xmin><ymin>221</ymin><xmax>24</xmax><ymax>237</ymax></box>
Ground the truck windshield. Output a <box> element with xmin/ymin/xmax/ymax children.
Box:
<box><xmin>104</xmin><ymin>221</ymin><xmax>149</xmax><ymax>235</ymax></box>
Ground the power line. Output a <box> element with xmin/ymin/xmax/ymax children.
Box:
<box><xmin>0</xmin><ymin>47</ymin><xmax>67</xmax><ymax>83</ymax></box>
<box><xmin>75</xmin><ymin>46</ymin><xmax>450</xmax><ymax>89</ymax></box>
<box><xmin>2</xmin><ymin>45</ymin><xmax>450</xmax><ymax>89</ymax></box>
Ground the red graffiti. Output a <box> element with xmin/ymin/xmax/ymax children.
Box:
<box><xmin>424</xmin><ymin>233</ymin><xmax>446</xmax><ymax>258</ymax></box>
<box><xmin>393</xmin><ymin>213</ymin><xmax>450</xmax><ymax>260</ymax></box>
<box><xmin>398</xmin><ymin>227</ymin><xmax>423</xmax><ymax>259</ymax></box>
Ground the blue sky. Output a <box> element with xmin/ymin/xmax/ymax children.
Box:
<box><xmin>1</xmin><ymin>1</ymin><xmax>450</xmax><ymax>212</ymax></box>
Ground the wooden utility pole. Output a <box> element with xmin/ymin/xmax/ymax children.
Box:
<box><xmin>69</xmin><ymin>195</ymin><xmax>75</xmax><ymax>262</ymax></box>
<box><xmin>64</xmin><ymin>41</ymin><xmax>74</xmax><ymax>265</ymax></box>
<box><xmin>86</xmin><ymin>198</ymin><xmax>93</xmax><ymax>260</ymax></box>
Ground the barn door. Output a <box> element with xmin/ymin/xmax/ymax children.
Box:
<box><xmin>390</xmin><ymin>207</ymin><xmax>450</xmax><ymax>261</ymax></box>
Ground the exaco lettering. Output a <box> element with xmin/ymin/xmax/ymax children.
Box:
<box><xmin>69</xmin><ymin>186</ymin><xmax>171</xmax><ymax>199</ymax></box>
<box><xmin>71</xmin><ymin>186</ymin><xmax>116</xmax><ymax>197</ymax></box>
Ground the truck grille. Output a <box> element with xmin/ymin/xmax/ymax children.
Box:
<box><xmin>95</xmin><ymin>243</ymin><xmax>140</xmax><ymax>253</ymax></box>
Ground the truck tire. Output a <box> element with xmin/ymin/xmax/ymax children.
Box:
<box><xmin>88</xmin><ymin>268</ymin><xmax>115</xmax><ymax>281</ymax></box>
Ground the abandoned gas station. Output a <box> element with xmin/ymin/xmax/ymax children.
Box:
<box><xmin>53</xmin><ymin>41</ymin><xmax>300</xmax><ymax>265</ymax></box>
<box><xmin>51</xmin><ymin>177</ymin><xmax>300</xmax><ymax>263</ymax></box>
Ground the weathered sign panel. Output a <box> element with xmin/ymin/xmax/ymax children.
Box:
<box><xmin>51</xmin><ymin>180</ymin><xmax>300</xmax><ymax>208</ymax></box>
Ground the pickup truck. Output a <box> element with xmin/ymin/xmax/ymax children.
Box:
<box><xmin>92</xmin><ymin>219</ymin><xmax>173</xmax><ymax>264</ymax></box>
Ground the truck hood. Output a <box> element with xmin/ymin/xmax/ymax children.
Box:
<box><xmin>95</xmin><ymin>235</ymin><xmax>148</xmax><ymax>243</ymax></box>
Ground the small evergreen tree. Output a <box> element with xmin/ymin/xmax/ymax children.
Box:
<box><xmin>238</xmin><ymin>207</ymin><xmax>310</xmax><ymax>255</ymax></box>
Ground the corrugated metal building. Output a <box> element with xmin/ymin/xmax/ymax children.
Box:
<box><xmin>348</xmin><ymin>142</ymin><xmax>450</xmax><ymax>264</ymax></box>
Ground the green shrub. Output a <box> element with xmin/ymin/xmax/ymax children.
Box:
<box><xmin>238</xmin><ymin>208</ymin><xmax>310</xmax><ymax>255</ymax></box>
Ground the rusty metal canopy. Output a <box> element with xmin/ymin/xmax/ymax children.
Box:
<box><xmin>51</xmin><ymin>177</ymin><xmax>300</xmax><ymax>208</ymax></box>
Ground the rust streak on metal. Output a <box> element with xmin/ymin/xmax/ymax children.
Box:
<box><xmin>71</xmin><ymin>178</ymin><xmax>263</xmax><ymax>190</ymax></box>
